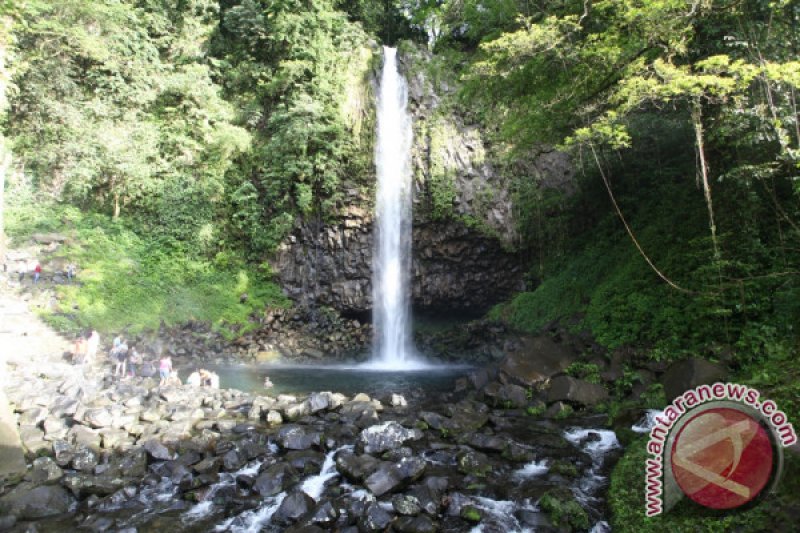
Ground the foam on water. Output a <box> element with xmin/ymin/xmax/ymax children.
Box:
<box><xmin>215</xmin><ymin>493</ymin><xmax>286</xmax><ymax>533</ymax></box>
<box><xmin>515</xmin><ymin>459</ymin><xmax>549</xmax><ymax>477</ymax></box>
<box><xmin>631</xmin><ymin>409</ymin><xmax>664</xmax><ymax>433</ymax></box>
<box><xmin>184</xmin><ymin>460</ymin><xmax>264</xmax><ymax>523</ymax></box>
<box><xmin>300</xmin><ymin>445</ymin><xmax>353</xmax><ymax>501</ymax></box>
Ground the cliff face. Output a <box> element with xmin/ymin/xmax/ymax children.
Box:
<box><xmin>272</xmin><ymin>45</ymin><xmax>570</xmax><ymax>316</ymax></box>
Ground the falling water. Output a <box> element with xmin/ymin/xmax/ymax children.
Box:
<box><xmin>371</xmin><ymin>46</ymin><xmax>417</xmax><ymax>368</ymax></box>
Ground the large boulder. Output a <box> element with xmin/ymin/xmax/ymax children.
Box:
<box><xmin>662</xmin><ymin>358</ymin><xmax>728</xmax><ymax>401</ymax></box>
<box><xmin>360</xmin><ymin>422</ymin><xmax>423</xmax><ymax>455</ymax></box>
<box><xmin>546</xmin><ymin>376</ymin><xmax>608</xmax><ymax>406</ymax></box>
<box><xmin>0</xmin><ymin>389</ymin><xmax>26</xmax><ymax>479</ymax></box>
<box><xmin>499</xmin><ymin>336</ymin><xmax>577</xmax><ymax>386</ymax></box>
<box><xmin>278</xmin><ymin>425</ymin><xmax>322</xmax><ymax>450</ymax></box>
<box><xmin>0</xmin><ymin>484</ymin><xmax>74</xmax><ymax>519</ymax></box>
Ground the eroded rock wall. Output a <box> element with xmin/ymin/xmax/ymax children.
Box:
<box><xmin>272</xmin><ymin>44</ymin><xmax>571</xmax><ymax>316</ymax></box>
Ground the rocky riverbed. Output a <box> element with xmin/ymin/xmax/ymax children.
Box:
<box><xmin>1</xmin><ymin>363</ymin><xmax>623</xmax><ymax>533</ymax></box>
<box><xmin>0</xmin><ymin>290</ymin><xmax>628</xmax><ymax>533</ymax></box>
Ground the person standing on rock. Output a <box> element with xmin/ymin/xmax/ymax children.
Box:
<box><xmin>159</xmin><ymin>355</ymin><xmax>173</xmax><ymax>386</ymax></box>
<box><xmin>128</xmin><ymin>347</ymin><xmax>142</xmax><ymax>377</ymax></box>
<box><xmin>85</xmin><ymin>329</ymin><xmax>100</xmax><ymax>366</ymax></box>
<box><xmin>66</xmin><ymin>263</ymin><xmax>76</xmax><ymax>282</ymax></box>
<box><xmin>113</xmin><ymin>339</ymin><xmax>129</xmax><ymax>378</ymax></box>
<box><xmin>72</xmin><ymin>335</ymin><xmax>87</xmax><ymax>364</ymax></box>
<box><xmin>33</xmin><ymin>262</ymin><xmax>41</xmax><ymax>284</ymax></box>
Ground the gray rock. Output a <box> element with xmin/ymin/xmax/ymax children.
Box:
<box><xmin>25</xmin><ymin>457</ymin><xmax>63</xmax><ymax>484</ymax></box>
<box><xmin>277</xmin><ymin>425</ymin><xmax>321</xmax><ymax>451</ymax></box>
<box><xmin>392</xmin><ymin>494</ymin><xmax>422</xmax><ymax>516</ymax></box>
<box><xmin>662</xmin><ymin>358</ymin><xmax>728</xmax><ymax>401</ymax></box>
<box><xmin>336</xmin><ymin>451</ymin><xmax>380</xmax><ymax>482</ymax></box>
<box><xmin>71</xmin><ymin>446</ymin><xmax>98</xmax><ymax>472</ymax></box>
<box><xmin>499</xmin><ymin>336</ymin><xmax>577</xmax><ymax>386</ymax></box>
<box><xmin>360</xmin><ymin>421</ymin><xmax>423</xmax><ymax>454</ymax></box>
<box><xmin>254</xmin><ymin>463</ymin><xmax>294</xmax><ymax>497</ymax></box>
<box><xmin>394</xmin><ymin>515</ymin><xmax>437</xmax><ymax>533</ymax></box>
<box><xmin>546</xmin><ymin>376</ymin><xmax>609</xmax><ymax>406</ymax></box>
<box><xmin>83</xmin><ymin>408</ymin><xmax>114</xmax><ymax>429</ymax></box>
<box><xmin>0</xmin><ymin>484</ymin><xmax>73</xmax><ymax>519</ymax></box>
<box><xmin>358</xmin><ymin>502</ymin><xmax>394</xmax><ymax>532</ymax></box>
<box><xmin>274</xmin><ymin>491</ymin><xmax>315</xmax><ymax>525</ymax></box>
<box><xmin>143</xmin><ymin>439</ymin><xmax>173</xmax><ymax>460</ymax></box>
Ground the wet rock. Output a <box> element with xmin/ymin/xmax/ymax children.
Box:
<box><xmin>365</xmin><ymin>456</ymin><xmax>426</xmax><ymax>496</ymax></box>
<box><xmin>71</xmin><ymin>446</ymin><xmax>99</xmax><ymax>472</ymax></box>
<box><xmin>336</xmin><ymin>451</ymin><xmax>380</xmax><ymax>482</ymax></box>
<box><xmin>298</xmin><ymin>500</ymin><xmax>339</xmax><ymax>527</ymax></box>
<box><xmin>457</xmin><ymin>449</ymin><xmax>492</xmax><ymax>477</ymax></box>
<box><xmin>278</xmin><ymin>425</ymin><xmax>322</xmax><ymax>450</ymax></box>
<box><xmin>222</xmin><ymin>448</ymin><xmax>246</xmax><ymax>471</ymax></box>
<box><xmin>360</xmin><ymin>421</ymin><xmax>423</xmax><ymax>454</ymax></box>
<box><xmin>358</xmin><ymin>502</ymin><xmax>394</xmax><ymax>532</ymax></box>
<box><xmin>25</xmin><ymin>457</ymin><xmax>63</xmax><ymax>484</ymax></box>
<box><xmin>464</xmin><ymin>433</ymin><xmax>507</xmax><ymax>453</ymax></box>
<box><xmin>392</xmin><ymin>494</ymin><xmax>422</xmax><ymax>515</ymax></box>
<box><xmin>143</xmin><ymin>439</ymin><xmax>173</xmax><ymax>461</ymax></box>
<box><xmin>274</xmin><ymin>491</ymin><xmax>315</xmax><ymax>525</ymax></box>
<box><xmin>546</xmin><ymin>376</ymin><xmax>609</xmax><ymax>406</ymax></box>
<box><xmin>499</xmin><ymin>336</ymin><xmax>577</xmax><ymax>386</ymax></box>
<box><xmin>0</xmin><ymin>484</ymin><xmax>74</xmax><ymax>519</ymax></box>
<box><xmin>285</xmin><ymin>450</ymin><xmax>325</xmax><ymax>473</ymax></box>
<box><xmin>394</xmin><ymin>515</ymin><xmax>437</xmax><ymax>533</ymax></box>
<box><xmin>254</xmin><ymin>463</ymin><xmax>295</xmax><ymax>497</ymax></box>
<box><xmin>662</xmin><ymin>358</ymin><xmax>728</xmax><ymax>401</ymax></box>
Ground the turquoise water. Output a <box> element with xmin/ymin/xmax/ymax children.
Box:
<box><xmin>202</xmin><ymin>363</ymin><xmax>470</xmax><ymax>397</ymax></box>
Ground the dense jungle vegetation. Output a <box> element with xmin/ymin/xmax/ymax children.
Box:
<box><xmin>1</xmin><ymin>1</ymin><xmax>799</xmax><ymax>529</ymax></box>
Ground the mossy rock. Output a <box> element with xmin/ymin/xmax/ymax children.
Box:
<box><xmin>460</xmin><ymin>505</ymin><xmax>482</xmax><ymax>522</ymax></box>
<box><xmin>549</xmin><ymin>460</ymin><xmax>579</xmax><ymax>479</ymax></box>
<box><xmin>538</xmin><ymin>488</ymin><xmax>590</xmax><ymax>531</ymax></box>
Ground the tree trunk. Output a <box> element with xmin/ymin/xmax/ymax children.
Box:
<box><xmin>691</xmin><ymin>101</ymin><xmax>719</xmax><ymax>260</ymax></box>
<box><xmin>113</xmin><ymin>191</ymin><xmax>120</xmax><ymax>220</ymax></box>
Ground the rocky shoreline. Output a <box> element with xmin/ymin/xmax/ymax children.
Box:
<box><xmin>0</xmin><ymin>321</ymin><xmax>627</xmax><ymax>533</ymax></box>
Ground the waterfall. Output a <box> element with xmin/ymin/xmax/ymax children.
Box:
<box><xmin>371</xmin><ymin>46</ymin><xmax>417</xmax><ymax>368</ymax></box>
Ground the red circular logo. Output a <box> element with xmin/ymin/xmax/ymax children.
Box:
<box><xmin>670</xmin><ymin>407</ymin><xmax>774</xmax><ymax>509</ymax></box>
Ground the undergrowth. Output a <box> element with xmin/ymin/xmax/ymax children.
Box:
<box><xmin>6</xmin><ymin>202</ymin><xmax>289</xmax><ymax>338</ymax></box>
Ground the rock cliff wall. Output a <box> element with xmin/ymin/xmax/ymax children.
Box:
<box><xmin>272</xmin><ymin>45</ymin><xmax>569</xmax><ymax>316</ymax></box>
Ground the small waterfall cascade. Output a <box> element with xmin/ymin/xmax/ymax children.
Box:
<box><xmin>371</xmin><ymin>46</ymin><xmax>418</xmax><ymax>369</ymax></box>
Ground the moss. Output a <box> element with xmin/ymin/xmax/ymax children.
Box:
<box><xmin>539</xmin><ymin>488</ymin><xmax>590</xmax><ymax>531</ymax></box>
<box><xmin>549</xmin><ymin>461</ymin><xmax>579</xmax><ymax>479</ymax></box>
<box><xmin>461</xmin><ymin>505</ymin><xmax>482</xmax><ymax>522</ymax></box>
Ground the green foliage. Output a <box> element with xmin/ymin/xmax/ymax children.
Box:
<box><xmin>7</xmin><ymin>203</ymin><xmax>288</xmax><ymax>337</ymax></box>
<box><xmin>211</xmin><ymin>0</ymin><xmax>375</xmax><ymax>254</ymax></box>
<box><xmin>609</xmin><ymin>435</ymin><xmax>800</xmax><ymax>532</ymax></box>
<box><xmin>7</xmin><ymin>0</ymin><xmax>249</xmax><ymax>248</ymax></box>
<box><xmin>565</xmin><ymin>362</ymin><xmax>601</xmax><ymax>384</ymax></box>
<box><xmin>539</xmin><ymin>488</ymin><xmax>590</xmax><ymax>530</ymax></box>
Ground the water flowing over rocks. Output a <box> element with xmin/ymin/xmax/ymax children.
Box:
<box><xmin>1</xmin><ymin>340</ymin><xmax>628</xmax><ymax>532</ymax></box>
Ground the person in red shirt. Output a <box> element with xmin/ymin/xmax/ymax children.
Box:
<box><xmin>33</xmin><ymin>263</ymin><xmax>42</xmax><ymax>284</ymax></box>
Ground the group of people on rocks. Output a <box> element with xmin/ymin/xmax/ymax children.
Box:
<box><xmin>71</xmin><ymin>329</ymin><xmax>100</xmax><ymax>365</ymax></box>
<box><xmin>186</xmin><ymin>368</ymin><xmax>220</xmax><ymax>389</ymax></box>
<box><xmin>8</xmin><ymin>260</ymin><xmax>77</xmax><ymax>285</ymax></box>
<box><xmin>70</xmin><ymin>332</ymin><xmax>227</xmax><ymax>389</ymax></box>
